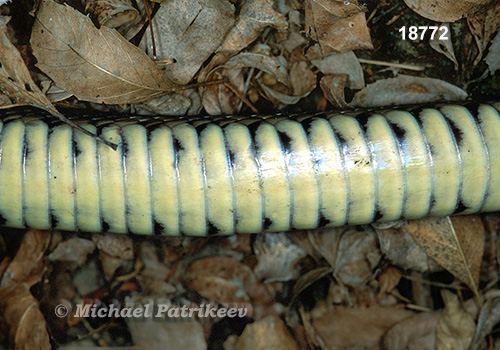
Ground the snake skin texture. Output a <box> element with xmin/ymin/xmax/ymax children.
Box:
<box><xmin>0</xmin><ymin>102</ymin><xmax>498</xmax><ymax>235</ymax></box>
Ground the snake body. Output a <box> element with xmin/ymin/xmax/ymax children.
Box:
<box><xmin>0</xmin><ymin>102</ymin><xmax>498</xmax><ymax>235</ymax></box>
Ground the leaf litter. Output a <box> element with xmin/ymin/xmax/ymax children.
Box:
<box><xmin>1</xmin><ymin>0</ymin><xmax>500</xmax><ymax>348</ymax></box>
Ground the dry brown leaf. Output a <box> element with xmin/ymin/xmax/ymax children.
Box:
<box><xmin>289</xmin><ymin>61</ymin><xmax>317</xmax><ymax>97</ymax></box>
<box><xmin>0</xmin><ymin>16</ymin><xmax>65</xmax><ymax>117</ymax></box>
<box><xmin>436</xmin><ymin>290</ymin><xmax>475</xmax><ymax>350</ymax></box>
<box><xmin>219</xmin><ymin>0</ymin><xmax>288</xmax><ymax>53</ymax></box>
<box><xmin>132</xmin><ymin>93</ymin><xmax>193</xmax><ymax>115</ymax></box>
<box><xmin>310</xmin><ymin>304</ymin><xmax>413</xmax><ymax>348</ymax></box>
<box><xmin>0</xmin><ymin>230</ymin><xmax>50</xmax><ymax>291</ymax></box>
<box><xmin>470</xmin><ymin>296</ymin><xmax>500</xmax><ymax>350</ymax></box>
<box><xmin>221</xmin><ymin>52</ymin><xmax>290</xmax><ymax>85</ymax></box>
<box><xmin>31</xmin><ymin>0</ymin><xmax>179</xmax><ymax>105</ymax></box>
<box><xmin>93</xmin><ymin>233</ymin><xmax>134</xmax><ymax>279</ymax></box>
<box><xmin>485</xmin><ymin>30</ymin><xmax>500</xmax><ymax>74</ymax></box>
<box><xmin>310</xmin><ymin>50</ymin><xmax>365</xmax><ymax>89</ymax></box>
<box><xmin>404</xmin><ymin>216</ymin><xmax>485</xmax><ymax>294</ymax></box>
<box><xmin>467</xmin><ymin>1</ymin><xmax>500</xmax><ymax>64</ymax></box>
<box><xmin>403</xmin><ymin>0</ymin><xmax>493</xmax><ymax>22</ymax></box>
<box><xmin>259</xmin><ymin>81</ymin><xmax>302</xmax><ymax>106</ymax></box>
<box><xmin>140</xmin><ymin>0</ymin><xmax>235</xmax><ymax>86</ymax></box>
<box><xmin>351</xmin><ymin>75</ymin><xmax>468</xmax><ymax>108</ymax></box>
<box><xmin>306</xmin><ymin>227</ymin><xmax>381</xmax><ymax>287</ymax></box>
<box><xmin>378</xmin><ymin>267</ymin><xmax>402</xmax><ymax>296</ymax></box>
<box><xmin>234</xmin><ymin>315</ymin><xmax>299</xmax><ymax>350</ymax></box>
<box><xmin>184</xmin><ymin>256</ymin><xmax>272</xmax><ymax>309</ymax></box>
<box><xmin>376</xmin><ymin>223</ymin><xmax>443</xmax><ymax>273</ymax></box>
<box><xmin>0</xmin><ymin>230</ymin><xmax>52</xmax><ymax>350</ymax></box>
<box><xmin>384</xmin><ymin>312</ymin><xmax>440</xmax><ymax>350</ymax></box>
<box><xmin>304</xmin><ymin>0</ymin><xmax>372</xmax><ymax>54</ymax></box>
<box><xmin>203</xmin><ymin>67</ymin><xmax>245</xmax><ymax>115</ymax></box>
<box><xmin>0</xmin><ymin>285</ymin><xmax>52</xmax><ymax>350</ymax></box>
<box><xmin>319</xmin><ymin>74</ymin><xmax>349</xmax><ymax>109</ymax></box>
<box><xmin>84</xmin><ymin>0</ymin><xmax>139</xmax><ymax>28</ymax></box>
<box><xmin>291</xmin><ymin>267</ymin><xmax>334</xmax><ymax>305</ymax></box>
<box><xmin>127</xmin><ymin>317</ymin><xmax>207</xmax><ymax>350</ymax></box>
<box><xmin>47</xmin><ymin>237</ymin><xmax>95</xmax><ymax>267</ymax></box>
<box><xmin>253</xmin><ymin>233</ymin><xmax>307</xmax><ymax>283</ymax></box>
<box><xmin>138</xmin><ymin>241</ymin><xmax>174</xmax><ymax>295</ymax></box>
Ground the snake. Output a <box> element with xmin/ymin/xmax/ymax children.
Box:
<box><xmin>0</xmin><ymin>102</ymin><xmax>498</xmax><ymax>236</ymax></box>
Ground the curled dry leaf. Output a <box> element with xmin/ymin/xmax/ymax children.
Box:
<box><xmin>140</xmin><ymin>0</ymin><xmax>235</xmax><ymax>86</ymax></box>
<box><xmin>84</xmin><ymin>0</ymin><xmax>139</xmax><ymax>28</ymax></box>
<box><xmin>319</xmin><ymin>74</ymin><xmax>349</xmax><ymax>109</ymax></box>
<box><xmin>403</xmin><ymin>0</ymin><xmax>493</xmax><ymax>22</ymax></box>
<box><xmin>470</xmin><ymin>296</ymin><xmax>500</xmax><ymax>350</ymax></box>
<box><xmin>436</xmin><ymin>290</ymin><xmax>475</xmax><ymax>350</ymax></box>
<box><xmin>0</xmin><ymin>230</ymin><xmax>50</xmax><ymax>290</ymax></box>
<box><xmin>304</xmin><ymin>0</ymin><xmax>372</xmax><ymax>54</ymax></box>
<box><xmin>219</xmin><ymin>0</ymin><xmax>288</xmax><ymax>53</ymax></box>
<box><xmin>0</xmin><ymin>285</ymin><xmax>52</xmax><ymax>350</ymax></box>
<box><xmin>351</xmin><ymin>75</ymin><xmax>468</xmax><ymax>108</ymax></box>
<box><xmin>31</xmin><ymin>0</ymin><xmax>179</xmax><ymax>105</ymax></box>
<box><xmin>310</xmin><ymin>51</ymin><xmax>365</xmax><ymax>90</ymax></box>
<box><xmin>221</xmin><ymin>52</ymin><xmax>290</xmax><ymax>85</ymax></box>
<box><xmin>485</xmin><ymin>30</ymin><xmax>500</xmax><ymax>74</ymax></box>
<box><xmin>0</xmin><ymin>231</ymin><xmax>52</xmax><ymax>350</ymax></box>
<box><xmin>259</xmin><ymin>81</ymin><xmax>302</xmax><ymax>106</ymax></box>
<box><xmin>405</xmin><ymin>216</ymin><xmax>485</xmax><ymax>295</ymax></box>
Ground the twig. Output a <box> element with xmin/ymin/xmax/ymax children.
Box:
<box><xmin>49</xmin><ymin>107</ymin><xmax>118</xmax><ymax>150</ymax></box>
<box><xmin>142</xmin><ymin>0</ymin><xmax>156</xmax><ymax>59</ymax></box>
<box><xmin>358</xmin><ymin>58</ymin><xmax>426</xmax><ymax>71</ymax></box>
<box><xmin>224</xmin><ymin>81</ymin><xmax>259</xmax><ymax>114</ymax></box>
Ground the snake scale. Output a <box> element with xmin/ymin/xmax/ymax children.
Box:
<box><xmin>0</xmin><ymin>102</ymin><xmax>498</xmax><ymax>236</ymax></box>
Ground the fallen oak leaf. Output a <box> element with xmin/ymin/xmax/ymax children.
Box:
<box><xmin>31</xmin><ymin>0</ymin><xmax>180</xmax><ymax>105</ymax></box>
<box><xmin>0</xmin><ymin>15</ymin><xmax>116</xmax><ymax>149</ymax></box>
